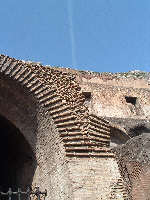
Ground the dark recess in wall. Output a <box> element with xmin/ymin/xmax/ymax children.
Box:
<box><xmin>125</xmin><ymin>96</ymin><xmax>137</xmax><ymax>106</ymax></box>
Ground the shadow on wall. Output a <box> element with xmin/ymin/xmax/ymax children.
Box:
<box><xmin>129</xmin><ymin>124</ymin><xmax>150</xmax><ymax>137</ymax></box>
<box><xmin>0</xmin><ymin>114</ymin><xmax>37</xmax><ymax>192</ymax></box>
<box><xmin>110</xmin><ymin>126</ymin><xmax>130</xmax><ymax>148</ymax></box>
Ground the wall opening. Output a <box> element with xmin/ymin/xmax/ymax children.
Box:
<box><xmin>82</xmin><ymin>91</ymin><xmax>92</xmax><ymax>108</ymax></box>
<box><xmin>110</xmin><ymin>127</ymin><xmax>130</xmax><ymax>148</ymax></box>
<box><xmin>82</xmin><ymin>91</ymin><xmax>91</xmax><ymax>100</ymax></box>
<box><xmin>125</xmin><ymin>96</ymin><xmax>137</xmax><ymax>106</ymax></box>
<box><xmin>0</xmin><ymin>114</ymin><xmax>36</xmax><ymax>194</ymax></box>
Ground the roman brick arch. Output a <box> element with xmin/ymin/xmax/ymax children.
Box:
<box><xmin>0</xmin><ymin>55</ymin><xmax>116</xmax><ymax>159</ymax></box>
<box><xmin>0</xmin><ymin>55</ymin><xmax>81</xmax><ymax>199</ymax></box>
<box><xmin>0</xmin><ymin>55</ymin><xmax>124</xmax><ymax>199</ymax></box>
<box><xmin>0</xmin><ymin>54</ymin><xmax>90</xmax><ymax>156</ymax></box>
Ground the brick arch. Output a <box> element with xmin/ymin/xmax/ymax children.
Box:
<box><xmin>0</xmin><ymin>73</ymin><xmax>38</xmax><ymax>152</ymax></box>
<box><xmin>0</xmin><ymin>55</ymin><xmax>126</xmax><ymax>159</ymax></box>
<box><xmin>0</xmin><ymin>55</ymin><xmax>85</xmax><ymax>153</ymax></box>
<box><xmin>0</xmin><ymin>55</ymin><xmax>83</xmax><ymax>199</ymax></box>
<box><xmin>0</xmin><ymin>54</ymin><xmax>135</xmax><ymax>199</ymax></box>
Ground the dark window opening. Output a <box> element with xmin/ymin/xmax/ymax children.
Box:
<box><xmin>82</xmin><ymin>91</ymin><xmax>91</xmax><ymax>100</ymax></box>
<box><xmin>125</xmin><ymin>96</ymin><xmax>137</xmax><ymax>106</ymax></box>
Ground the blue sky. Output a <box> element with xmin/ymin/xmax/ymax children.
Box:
<box><xmin>0</xmin><ymin>0</ymin><xmax>150</xmax><ymax>72</ymax></box>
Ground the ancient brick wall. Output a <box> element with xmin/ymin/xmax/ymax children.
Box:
<box><xmin>54</xmin><ymin>67</ymin><xmax>150</xmax><ymax>199</ymax></box>
<box><xmin>114</xmin><ymin>133</ymin><xmax>150</xmax><ymax>200</ymax></box>
<box><xmin>4</xmin><ymin>54</ymin><xmax>150</xmax><ymax>199</ymax></box>
<box><xmin>67</xmin><ymin>157</ymin><xmax>123</xmax><ymax>200</ymax></box>
<box><xmin>0</xmin><ymin>55</ymin><xmax>124</xmax><ymax>199</ymax></box>
<box><xmin>3</xmin><ymin>53</ymin><xmax>150</xmax><ymax>200</ymax></box>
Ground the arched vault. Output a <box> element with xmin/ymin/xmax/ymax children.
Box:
<box><xmin>0</xmin><ymin>54</ymin><xmax>126</xmax><ymax>199</ymax></box>
<box><xmin>0</xmin><ymin>54</ymin><xmax>116</xmax><ymax>158</ymax></box>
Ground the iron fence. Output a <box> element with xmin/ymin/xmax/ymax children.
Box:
<box><xmin>0</xmin><ymin>187</ymin><xmax>47</xmax><ymax>200</ymax></box>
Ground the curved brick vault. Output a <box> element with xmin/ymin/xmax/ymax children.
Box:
<box><xmin>0</xmin><ymin>54</ymin><xmax>127</xmax><ymax>199</ymax></box>
<box><xmin>0</xmin><ymin>54</ymin><xmax>114</xmax><ymax>158</ymax></box>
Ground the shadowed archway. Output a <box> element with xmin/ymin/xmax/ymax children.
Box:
<box><xmin>0</xmin><ymin>114</ymin><xmax>37</xmax><ymax>192</ymax></box>
<box><xmin>110</xmin><ymin>125</ymin><xmax>130</xmax><ymax>148</ymax></box>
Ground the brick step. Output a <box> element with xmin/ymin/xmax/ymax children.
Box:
<box><xmin>89</xmin><ymin>126</ymin><xmax>110</xmax><ymax>136</ymax></box>
<box><xmin>34</xmin><ymin>85</ymin><xmax>49</xmax><ymax>96</ymax></box>
<box><xmin>22</xmin><ymin>73</ymin><xmax>36</xmax><ymax>85</ymax></box>
<box><xmin>29</xmin><ymin>82</ymin><xmax>43</xmax><ymax>93</ymax></box>
<box><xmin>13</xmin><ymin>67</ymin><xmax>27</xmax><ymax>81</ymax></box>
<box><xmin>26</xmin><ymin>79</ymin><xmax>39</xmax><ymax>89</ymax></box>
<box><xmin>58</xmin><ymin>126</ymin><xmax>81</xmax><ymax>133</ymax></box>
<box><xmin>36</xmin><ymin>88</ymin><xmax>57</xmax><ymax>99</ymax></box>
<box><xmin>88</xmin><ymin>133</ymin><xmax>110</xmax><ymax>142</ymax></box>
<box><xmin>9</xmin><ymin>64</ymin><xmax>23</xmax><ymax>79</ymax></box>
<box><xmin>8</xmin><ymin>62</ymin><xmax>21</xmax><ymax>77</ymax></box>
<box><xmin>4</xmin><ymin>61</ymin><xmax>19</xmax><ymax>77</ymax></box>
<box><xmin>0</xmin><ymin>55</ymin><xmax>8</xmax><ymax>67</ymax></box>
<box><xmin>15</xmin><ymin>67</ymin><xmax>30</xmax><ymax>82</ymax></box>
<box><xmin>2</xmin><ymin>59</ymin><xmax>17</xmax><ymax>75</ymax></box>
<box><xmin>60</xmin><ymin>132</ymin><xmax>83</xmax><ymax>137</ymax></box>
<box><xmin>88</xmin><ymin>134</ymin><xmax>110</xmax><ymax>142</ymax></box>
<box><xmin>42</xmin><ymin>97</ymin><xmax>62</xmax><ymax>107</ymax></box>
<box><xmin>17</xmin><ymin>68</ymin><xmax>32</xmax><ymax>83</ymax></box>
<box><xmin>52</xmin><ymin>110</ymin><xmax>73</xmax><ymax>119</ymax></box>
<box><xmin>39</xmin><ymin>94</ymin><xmax>58</xmax><ymax>105</ymax></box>
<box><xmin>89</xmin><ymin>121</ymin><xmax>110</xmax><ymax>132</ymax></box>
<box><xmin>47</xmin><ymin>103</ymin><xmax>70</xmax><ymax>113</ymax></box>
<box><xmin>0</xmin><ymin>56</ymin><xmax>13</xmax><ymax>72</ymax></box>
<box><xmin>54</xmin><ymin>115</ymin><xmax>76</xmax><ymax>124</ymax></box>
<box><xmin>88</xmin><ymin>132</ymin><xmax>110</xmax><ymax>140</ymax></box>
<box><xmin>66</xmin><ymin>152</ymin><xmax>114</xmax><ymax>157</ymax></box>
<box><xmin>64</xmin><ymin>143</ymin><xmax>109</xmax><ymax>147</ymax></box>
<box><xmin>56</xmin><ymin>120</ymin><xmax>79</xmax><ymax>128</ymax></box>
<box><xmin>63</xmin><ymin>137</ymin><xmax>109</xmax><ymax>144</ymax></box>
<box><xmin>65</xmin><ymin>146</ymin><xmax>111</xmax><ymax>152</ymax></box>
<box><xmin>64</xmin><ymin>141</ymin><xmax>109</xmax><ymax>148</ymax></box>
<box><xmin>90</xmin><ymin>114</ymin><xmax>110</xmax><ymax>126</ymax></box>
<box><xmin>8</xmin><ymin>63</ymin><xmax>23</xmax><ymax>79</ymax></box>
<box><xmin>89</xmin><ymin>116</ymin><xmax>110</xmax><ymax>129</ymax></box>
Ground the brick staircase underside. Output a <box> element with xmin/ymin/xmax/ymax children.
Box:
<box><xmin>0</xmin><ymin>55</ymin><xmax>114</xmax><ymax>158</ymax></box>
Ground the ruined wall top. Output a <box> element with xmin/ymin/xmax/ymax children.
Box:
<box><xmin>49</xmin><ymin>66</ymin><xmax>150</xmax><ymax>89</ymax></box>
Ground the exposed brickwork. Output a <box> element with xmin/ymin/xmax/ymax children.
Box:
<box><xmin>0</xmin><ymin>54</ymin><xmax>115</xmax><ymax>158</ymax></box>
<box><xmin>3</xmin><ymin>55</ymin><xmax>150</xmax><ymax>199</ymax></box>
<box><xmin>0</xmin><ymin>54</ymin><xmax>120</xmax><ymax>199</ymax></box>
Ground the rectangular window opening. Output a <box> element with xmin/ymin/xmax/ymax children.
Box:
<box><xmin>82</xmin><ymin>91</ymin><xmax>91</xmax><ymax>100</ymax></box>
<box><xmin>125</xmin><ymin>96</ymin><xmax>137</xmax><ymax>106</ymax></box>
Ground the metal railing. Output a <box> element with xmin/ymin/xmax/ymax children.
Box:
<box><xmin>0</xmin><ymin>187</ymin><xmax>47</xmax><ymax>200</ymax></box>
